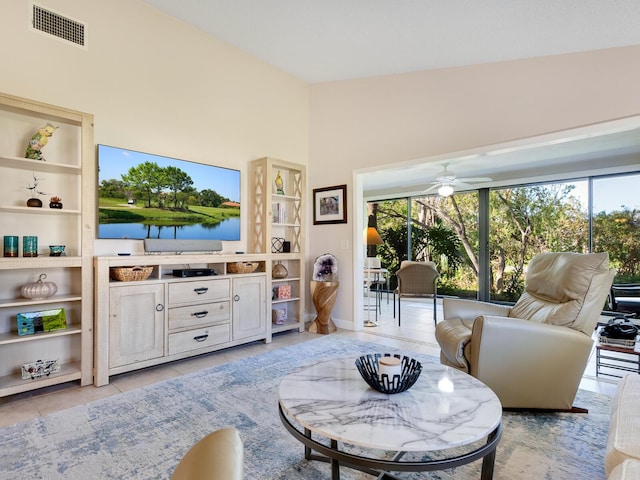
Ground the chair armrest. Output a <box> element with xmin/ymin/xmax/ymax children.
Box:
<box><xmin>469</xmin><ymin>316</ymin><xmax>594</xmax><ymax>409</ymax></box>
<box><xmin>171</xmin><ymin>427</ymin><xmax>243</xmax><ymax>480</ymax></box>
<box><xmin>443</xmin><ymin>298</ymin><xmax>512</xmax><ymax>323</ymax></box>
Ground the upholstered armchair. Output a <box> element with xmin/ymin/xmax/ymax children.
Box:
<box><xmin>435</xmin><ymin>252</ymin><xmax>616</xmax><ymax>411</ymax></box>
<box><xmin>171</xmin><ymin>427</ymin><xmax>243</xmax><ymax>480</ymax></box>
<box><xmin>394</xmin><ymin>260</ymin><xmax>440</xmax><ymax>326</ymax></box>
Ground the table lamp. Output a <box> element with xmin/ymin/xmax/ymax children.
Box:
<box><xmin>365</xmin><ymin>226</ymin><xmax>383</xmax><ymax>250</ymax></box>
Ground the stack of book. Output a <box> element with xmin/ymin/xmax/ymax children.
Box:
<box><xmin>272</xmin><ymin>203</ymin><xmax>287</xmax><ymax>224</ymax></box>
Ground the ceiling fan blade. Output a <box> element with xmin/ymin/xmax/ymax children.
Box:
<box><xmin>435</xmin><ymin>175</ymin><xmax>457</xmax><ymax>184</ymax></box>
<box><xmin>421</xmin><ymin>184</ymin><xmax>441</xmax><ymax>194</ymax></box>
<box><xmin>450</xmin><ymin>181</ymin><xmax>476</xmax><ymax>190</ymax></box>
<box><xmin>455</xmin><ymin>177</ymin><xmax>493</xmax><ymax>183</ymax></box>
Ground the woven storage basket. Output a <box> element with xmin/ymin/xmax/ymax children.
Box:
<box><xmin>227</xmin><ymin>262</ymin><xmax>259</xmax><ymax>274</ymax></box>
<box><xmin>110</xmin><ymin>266</ymin><xmax>153</xmax><ymax>282</ymax></box>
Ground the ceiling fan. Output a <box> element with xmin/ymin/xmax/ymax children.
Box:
<box><xmin>422</xmin><ymin>163</ymin><xmax>492</xmax><ymax>197</ymax></box>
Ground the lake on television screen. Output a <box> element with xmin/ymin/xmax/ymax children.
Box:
<box><xmin>98</xmin><ymin>217</ymin><xmax>240</xmax><ymax>240</ymax></box>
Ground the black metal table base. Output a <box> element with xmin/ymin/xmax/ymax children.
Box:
<box><xmin>279</xmin><ymin>404</ymin><xmax>502</xmax><ymax>480</ymax></box>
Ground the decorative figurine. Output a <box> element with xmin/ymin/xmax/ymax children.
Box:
<box><xmin>312</xmin><ymin>253</ymin><xmax>338</xmax><ymax>281</ymax></box>
<box><xmin>25</xmin><ymin>123</ymin><xmax>57</xmax><ymax>161</ymax></box>
<box><xmin>26</xmin><ymin>174</ymin><xmax>47</xmax><ymax>207</ymax></box>
<box><xmin>275</xmin><ymin>170</ymin><xmax>285</xmax><ymax>195</ymax></box>
<box><xmin>309</xmin><ymin>253</ymin><xmax>339</xmax><ymax>334</ymax></box>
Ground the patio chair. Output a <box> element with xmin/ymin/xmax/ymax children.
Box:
<box><xmin>393</xmin><ymin>260</ymin><xmax>440</xmax><ymax>327</ymax></box>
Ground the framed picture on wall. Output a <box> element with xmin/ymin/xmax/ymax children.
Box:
<box><xmin>313</xmin><ymin>184</ymin><xmax>347</xmax><ymax>225</ymax></box>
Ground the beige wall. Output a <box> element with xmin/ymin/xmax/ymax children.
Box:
<box><xmin>3</xmin><ymin>2</ymin><xmax>640</xmax><ymax>329</ymax></box>
<box><xmin>0</xmin><ymin>0</ymin><xmax>309</xmax><ymax>254</ymax></box>
<box><xmin>309</xmin><ymin>45</ymin><xmax>640</xmax><ymax>328</ymax></box>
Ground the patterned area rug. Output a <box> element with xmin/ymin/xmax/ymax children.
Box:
<box><xmin>0</xmin><ymin>335</ymin><xmax>611</xmax><ymax>479</ymax></box>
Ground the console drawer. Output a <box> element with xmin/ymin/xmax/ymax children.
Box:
<box><xmin>169</xmin><ymin>301</ymin><xmax>230</xmax><ymax>330</ymax></box>
<box><xmin>168</xmin><ymin>278</ymin><xmax>231</xmax><ymax>305</ymax></box>
<box><xmin>168</xmin><ymin>324</ymin><xmax>230</xmax><ymax>355</ymax></box>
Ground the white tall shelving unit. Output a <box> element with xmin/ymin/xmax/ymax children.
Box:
<box><xmin>250</xmin><ymin>157</ymin><xmax>306</xmax><ymax>334</ymax></box>
<box><xmin>0</xmin><ymin>92</ymin><xmax>95</xmax><ymax>397</ymax></box>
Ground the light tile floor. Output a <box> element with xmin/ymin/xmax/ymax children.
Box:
<box><xmin>0</xmin><ymin>294</ymin><xmax>620</xmax><ymax>428</ymax></box>
<box><xmin>362</xmin><ymin>293</ymin><xmax>620</xmax><ymax>398</ymax></box>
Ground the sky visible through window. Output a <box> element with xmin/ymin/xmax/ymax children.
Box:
<box><xmin>569</xmin><ymin>174</ymin><xmax>640</xmax><ymax>214</ymax></box>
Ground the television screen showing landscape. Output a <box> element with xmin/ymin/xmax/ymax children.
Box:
<box><xmin>97</xmin><ymin>144</ymin><xmax>241</xmax><ymax>240</ymax></box>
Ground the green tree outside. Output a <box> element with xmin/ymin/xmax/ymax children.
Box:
<box><xmin>369</xmin><ymin>179</ymin><xmax>640</xmax><ymax>303</ymax></box>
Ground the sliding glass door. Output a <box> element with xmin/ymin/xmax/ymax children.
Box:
<box><xmin>487</xmin><ymin>181</ymin><xmax>589</xmax><ymax>301</ymax></box>
<box><xmin>367</xmin><ymin>193</ymin><xmax>479</xmax><ymax>298</ymax></box>
<box><xmin>592</xmin><ymin>173</ymin><xmax>640</xmax><ymax>283</ymax></box>
<box><xmin>368</xmin><ymin>170</ymin><xmax>640</xmax><ymax>305</ymax></box>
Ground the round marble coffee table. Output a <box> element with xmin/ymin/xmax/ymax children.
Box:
<box><xmin>278</xmin><ymin>357</ymin><xmax>502</xmax><ymax>479</ymax></box>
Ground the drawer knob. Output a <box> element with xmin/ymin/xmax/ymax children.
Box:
<box><xmin>194</xmin><ymin>287</ymin><xmax>209</xmax><ymax>295</ymax></box>
<box><xmin>193</xmin><ymin>334</ymin><xmax>209</xmax><ymax>342</ymax></box>
<box><xmin>192</xmin><ymin>311</ymin><xmax>209</xmax><ymax>318</ymax></box>
<box><xmin>156</xmin><ymin>304</ymin><xmax>164</xmax><ymax>312</ymax></box>
<box><xmin>234</xmin><ymin>295</ymin><xmax>240</xmax><ymax>302</ymax></box>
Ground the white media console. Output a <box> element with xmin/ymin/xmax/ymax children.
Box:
<box><xmin>93</xmin><ymin>253</ymin><xmax>304</xmax><ymax>386</ymax></box>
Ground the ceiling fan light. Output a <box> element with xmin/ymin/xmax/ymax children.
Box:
<box><xmin>438</xmin><ymin>184</ymin><xmax>454</xmax><ymax>196</ymax></box>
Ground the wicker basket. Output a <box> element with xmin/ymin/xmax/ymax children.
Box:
<box><xmin>227</xmin><ymin>262</ymin><xmax>259</xmax><ymax>274</ymax></box>
<box><xmin>110</xmin><ymin>266</ymin><xmax>153</xmax><ymax>282</ymax></box>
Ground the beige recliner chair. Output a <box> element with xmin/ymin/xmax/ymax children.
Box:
<box><xmin>435</xmin><ymin>252</ymin><xmax>616</xmax><ymax>411</ymax></box>
<box><xmin>171</xmin><ymin>427</ymin><xmax>243</xmax><ymax>480</ymax></box>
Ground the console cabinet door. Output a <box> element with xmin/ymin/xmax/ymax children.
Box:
<box><xmin>232</xmin><ymin>276</ymin><xmax>266</xmax><ymax>340</ymax></box>
<box><xmin>109</xmin><ymin>284</ymin><xmax>165</xmax><ymax>368</ymax></box>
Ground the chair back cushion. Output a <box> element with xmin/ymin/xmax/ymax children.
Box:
<box><xmin>396</xmin><ymin>261</ymin><xmax>440</xmax><ymax>295</ymax></box>
<box><xmin>508</xmin><ymin>252</ymin><xmax>616</xmax><ymax>335</ymax></box>
<box><xmin>366</xmin><ymin>257</ymin><xmax>381</xmax><ymax>269</ymax></box>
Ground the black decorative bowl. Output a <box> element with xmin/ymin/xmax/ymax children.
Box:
<box><xmin>355</xmin><ymin>353</ymin><xmax>422</xmax><ymax>394</ymax></box>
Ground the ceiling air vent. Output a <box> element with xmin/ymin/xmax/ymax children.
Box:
<box><xmin>30</xmin><ymin>3</ymin><xmax>86</xmax><ymax>48</ymax></box>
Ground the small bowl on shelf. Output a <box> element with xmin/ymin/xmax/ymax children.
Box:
<box><xmin>49</xmin><ymin>245</ymin><xmax>66</xmax><ymax>256</ymax></box>
<box><xmin>355</xmin><ymin>353</ymin><xmax>422</xmax><ymax>394</ymax></box>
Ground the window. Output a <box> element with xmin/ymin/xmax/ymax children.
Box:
<box><xmin>368</xmin><ymin>170</ymin><xmax>640</xmax><ymax>304</ymax></box>
<box><xmin>367</xmin><ymin>192</ymin><xmax>479</xmax><ymax>298</ymax></box>
<box><xmin>488</xmin><ymin>181</ymin><xmax>588</xmax><ymax>301</ymax></box>
<box><xmin>592</xmin><ymin>173</ymin><xmax>640</xmax><ymax>284</ymax></box>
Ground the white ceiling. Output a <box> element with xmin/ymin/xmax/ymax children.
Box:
<box><xmin>144</xmin><ymin>0</ymin><xmax>640</xmax><ymax>84</ymax></box>
<box><xmin>143</xmin><ymin>0</ymin><xmax>640</xmax><ymax>195</ymax></box>
<box><xmin>360</xmin><ymin>121</ymin><xmax>640</xmax><ymax>198</ymax></box>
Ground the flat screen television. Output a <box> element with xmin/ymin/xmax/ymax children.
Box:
<box><xmin>97</xmin><ymin>144</ymin><xmax>241</xmax><ymax>241</ymax></box>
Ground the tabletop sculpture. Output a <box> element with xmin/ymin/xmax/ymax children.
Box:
<box><xmin>274</xmin><ymin>170</ymin><xmax>285</xmax><ymax>195</ymax></box>
<box><xmin>25</xmin><ymin>123</ymin><xmax>57</xmax><ymax>161</ymax></box>
<box><xmin>309</xmin><ymin>253</ymin><xmax>339</xmax><ymax>334</ymax></box>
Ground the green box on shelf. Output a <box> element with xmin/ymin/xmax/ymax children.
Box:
<box><xmin>17</xmin><ymin>308</ymin><xmax>67</xmax><ymax>336</ymax></box>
